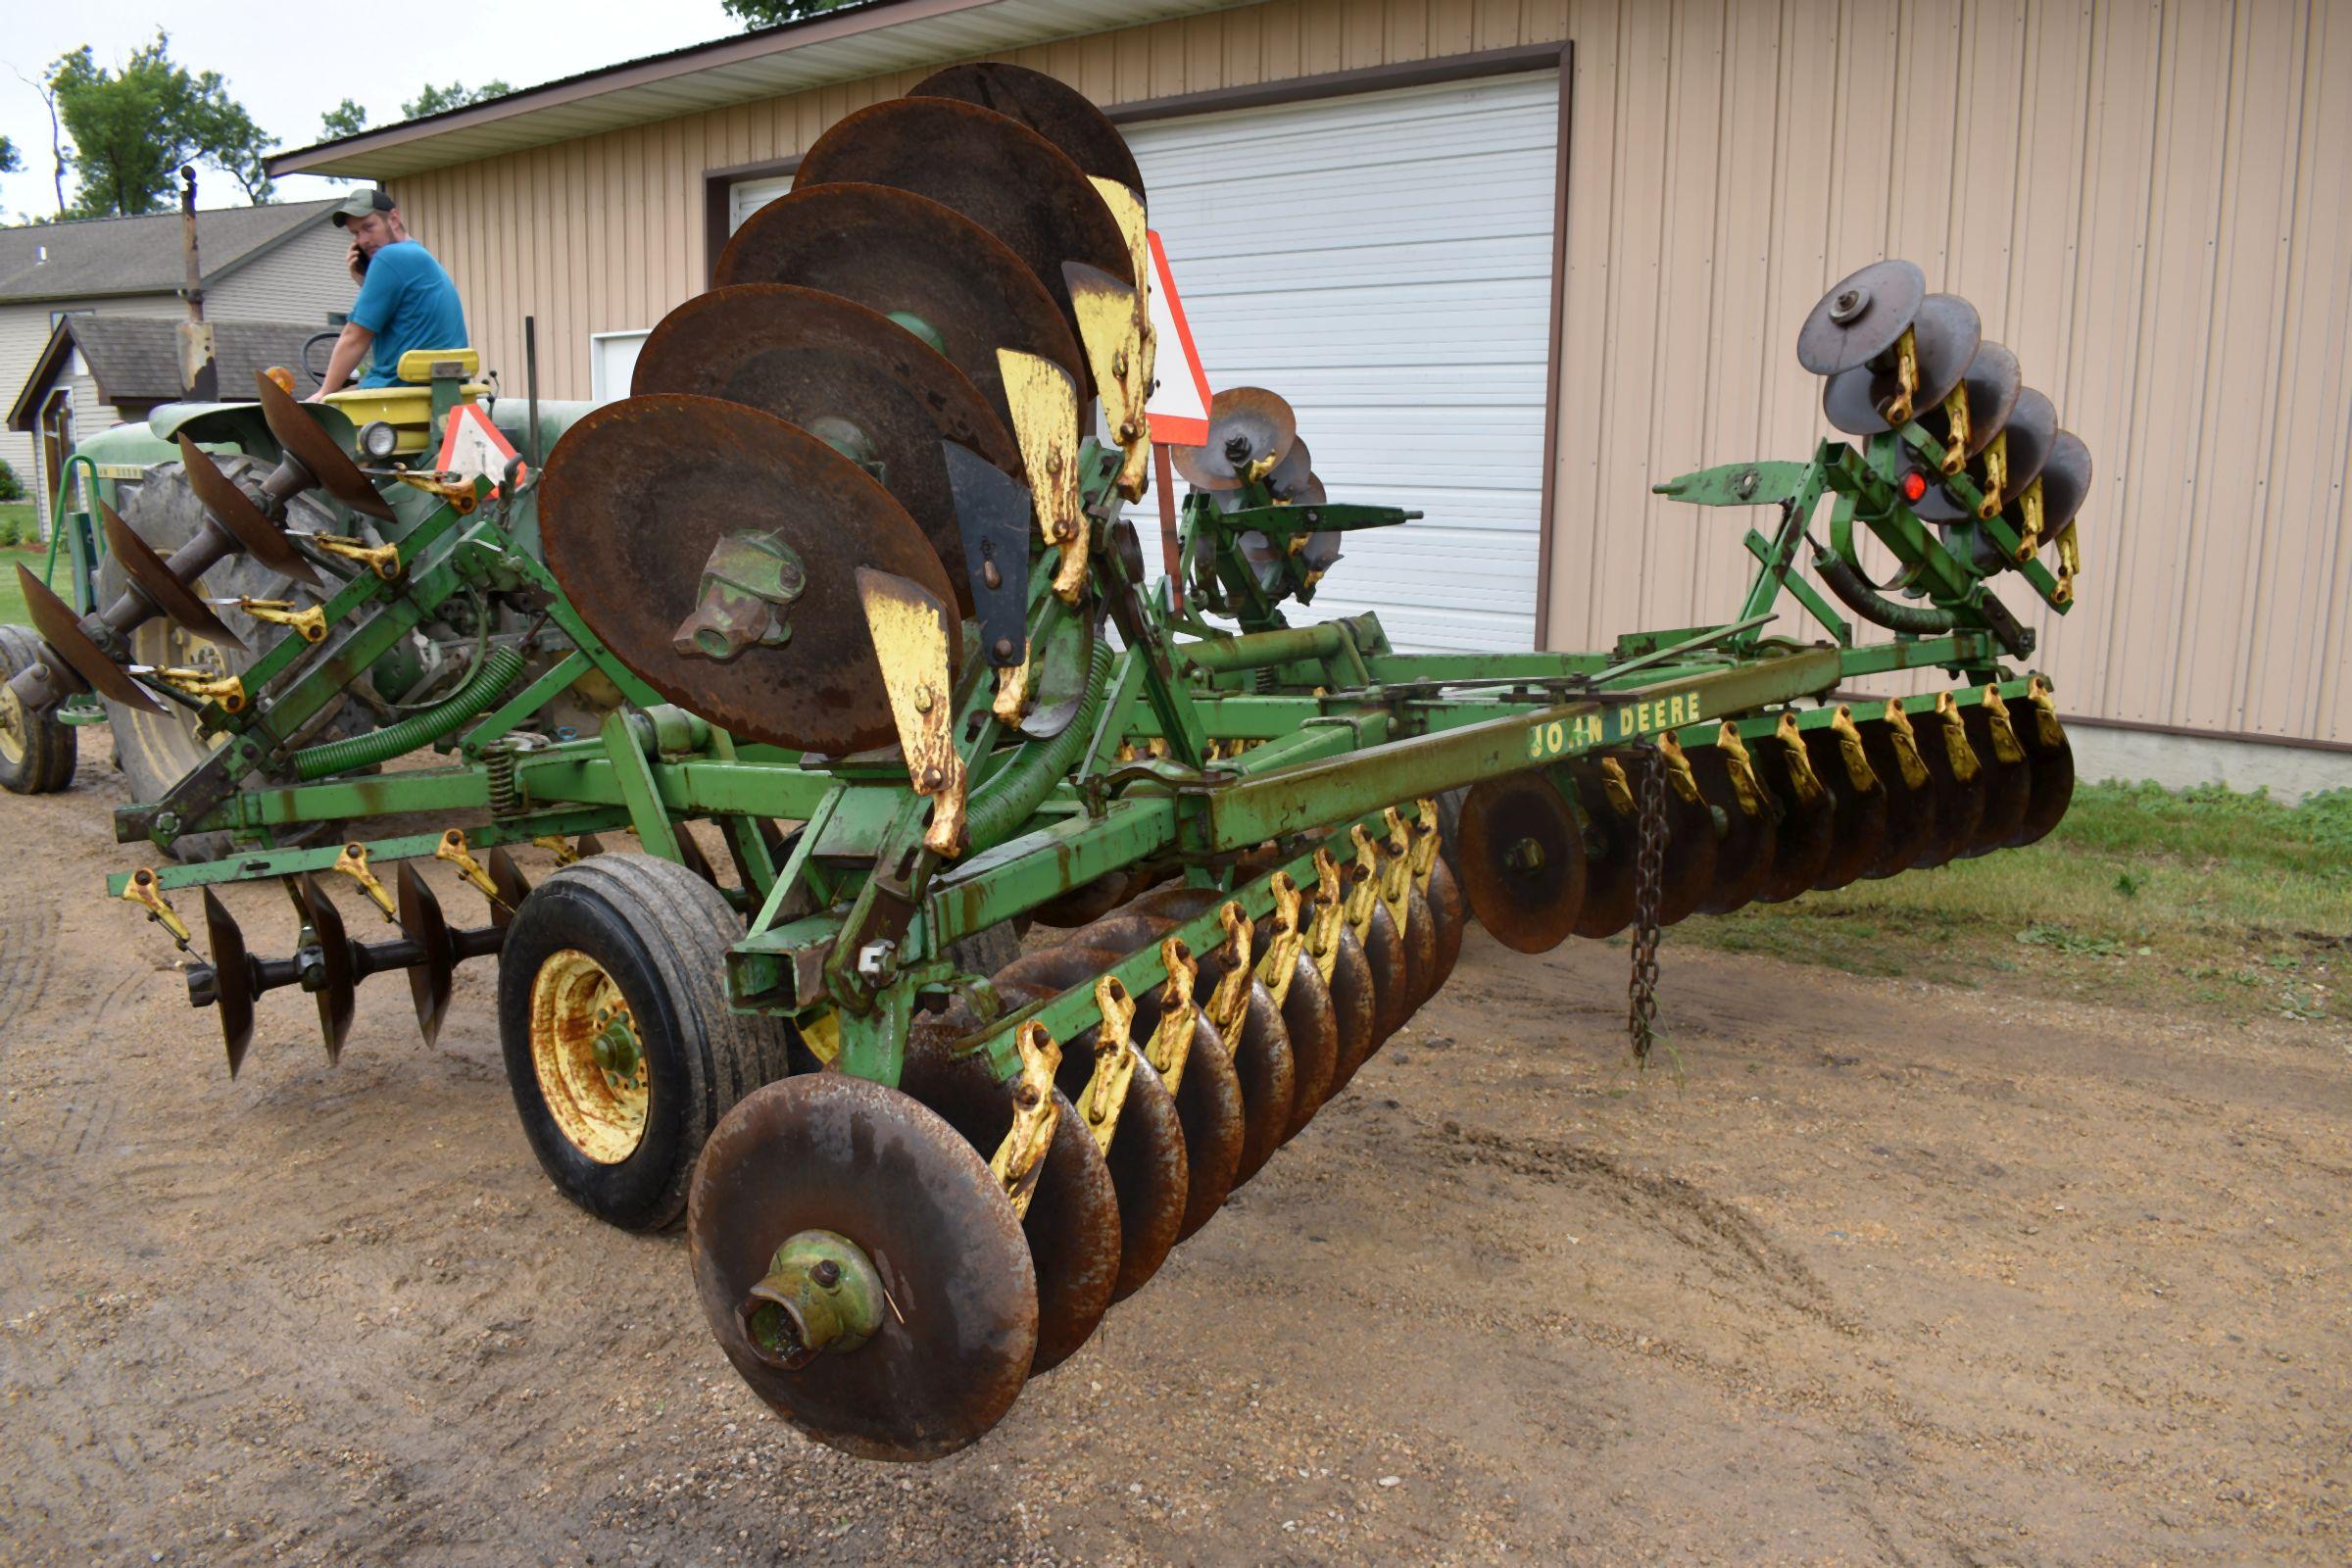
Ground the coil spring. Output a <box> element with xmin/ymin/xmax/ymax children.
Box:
<box><xmin>483</xmin><ymin>739</ymin><xmax>526</xmax><ymax>817</ymax></box>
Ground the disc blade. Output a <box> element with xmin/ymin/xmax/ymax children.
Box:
<box><xmin>630</xmin><ymin>283</ymin><xmax>1021</xmax><ymax>613</ymax></box>
<box><xmin>1957</xmin><ymin>704</ymin><xmax>2033</xmax><ymax>856</ymax></box>
<box><xmin>1822</xmin><ymin>293</ymin><xmax>1982</xmax><ymax>435</ymax></box>
<box><xmin>1170</xmin><ymin>387</ymin><xmax>1298</xmax><ymax>491</ymax></box>
<box><xmin>1423</xmin><ymin>854</ymin><xmax>1467</xmax><ymax>991</ymax></box>
<box><xmin>1689</xmin><ymin>744</ymin><xmax>1779</xmax><ymax>916</ymax></box>
<box><xmin>487</xmin><ymin>847</ymin><xmax>530</xmax><ymax>928</ymax></box>
<box><xmin>1128</xmin><ymin>986</ymin><xmax>1246</xmax><ymax>1244</ymax></box>
<box><xmin>1945</xmin><ymin>340</ymin><xmax>2021</xmax><ymax>459</ymax></box>
<box><xmin>1750</xmin><ymin>743</ymin><xmax>1838</xmax><ymax>905</ymax></box>
<box><xmin>98</xmin><ymin>501</ymin><xmax>245</xmax><ymax>651</ymax></box>
<box><xmin>255</xmin><ymin>371</ymin><xmax>393</xmax><ymax>520</ymax></box>
<box><xmin>1994</xmin><ymin>387</ymin><xmax>2059</xmax><ymax>494</ymax></box>
<box><xmin>396</xmin><ymin>862</ymin><xmax>456</xmax><ymax>1048</ymax></box>
<box><xmin>2037</xmin><ymin>430</ymin><xmax>2093</xmax><ymax>532</ymax></box>
<box><xmin>1800</xmin><ymin>722</ymin><xmax>1888</xmax><ymax>893</ymax></box>
<box><xmin>1459</xmin><ymin>771</ymin><xmax>1587</xmax><ymax>954</ymax></box>
<box><xmin>202</xmin><ymin>888</ymin><xmax>255</xmax><ymax>1077</ymax></box>
<box><xmin>1265</xmin><ymin>437</ymin><xmax>1314</xmax><ymax>500</ymax></box>
<box><xmin>536</xmin><ymin>393</ymin><xmax>958</xmax><ymax>756</ymax></box>
<box><xmin>1276</xmin><ymin>956</ymin><xmax>1340</xmax><ymax>1138</ymax></box>
<box><xmin>1321</xmin><ymin>926</ymin><xmax>1379</xmax><ymax>1097</ymax></box>
<box><xmin>1222</xmin><ymin>975</ymin><xmax>1296</xmax><ymax>1186</ymax></box>
<box><xmin>1854</xmin><ymin>718</ymin><xmax>1943</xmax><ymax>878</ymax></box>
<box><xmin>2008</xmin><ymin>729</ymin><xmax>2077</xmax><ymax>849</ymax></box>
<box><xmin>898</xmin><ymin>1038</ymin><xmax>1119</xmax><ymax>1377</ymax></box>
<box><xmin>1654</xmin><ymin>770</ymin><xmax>1721</xmax><ymax>926</ymax></box>
<box><xmin>714</xmin><ymin>183</ymin><xmax>1086</xmax><ymax>446</ymax></box>
<box><xmin>1357</xmin><ymin>899</ymin><xmax>1410</xmax><ymax>1054</ymax></box>
<box><xmin>1908</xmin><ymin>713</ymin><xmax>1985</xmax><ymax>872</ymax></box>
<box><xmin>689</xmin><ymin>1073</ymin><xmax>1038</xmax><ymax>1461</ymax></box>
<box><xmin>794</xmin><ymin>98</ymin><xmax>1134</xmax><ymax>355</ymax></box>
<box><xmin>298</xmin><ymin>874</ymin><xmax>355</xmax><ymax>1064</ymax></box>
<box><xmin>1796</xmin><ymin>259</ymin><xmax>1927</xmax><ymax>375</ymax></box>
<box><xmin>16</xmin><ymin>564</ymin><xmax>163</xmax><ymax>714</ymax></box>
<box><xmin>175</xmin><ymin>435</ymin><xmax>320</xmax><ymax>588</ymax></box>
<box><xmin>911</xmin><ymin>61</ymin><xmax>1145</xmax><ymax>195</ymax></box>
<box><xmin>947</xmin><ymin>441</ymin><xmax>1034</xmax><ymax>668</ymax></box>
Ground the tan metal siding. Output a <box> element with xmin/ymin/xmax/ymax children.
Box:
<box><xmin>390</xmin><ymin>0</ymin><xmax>2348</xmax><ymax>744</ymax></box>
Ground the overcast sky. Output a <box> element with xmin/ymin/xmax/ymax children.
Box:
<box><xmin>0</xmin><ymin>0</ymin><xmax>744</xmax><ymax>222</ymax></box>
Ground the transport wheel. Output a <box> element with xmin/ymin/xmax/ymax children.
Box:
<box><xmin>0</xmin><ymin>625</ymin><xmax>77</xmax><ymax>794</ymax></box>
<box><xmin>499</xmin><ymin>854</ymin><xmax>800</xmax><ymax>1232</ymax></box>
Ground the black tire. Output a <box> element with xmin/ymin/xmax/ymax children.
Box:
<box><xmin>101</xmin><ymin>460</ymin><xmax>349</xmax><ymax>859</ymax></box>
<box><xmin>0</xmin><ymin>625</ymin><xmax>78</xmax><ymax>794</ymax></box>
<box><xmin>499</xmin><ymin>854</ymin><xmax>801</xmax><ymax>1232</ymax></box>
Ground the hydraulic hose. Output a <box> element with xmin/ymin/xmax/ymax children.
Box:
<box><xmin>1812</xmin><ymin>552</ymin><xmax>1960</xmax><ymax>637</ymax></box>
<box><xmin>961</xmin><ymin>638</ymin><xmax>1117</xmax><ymax>850</ymax></box>
<box><xmin>292</xmin><ymin>646</ymin><xmax>526</xmax><ymax>781</ymax></box>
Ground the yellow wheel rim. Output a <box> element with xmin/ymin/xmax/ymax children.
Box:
<box><xmin>528</xmin><ymin>948</ymin><xmax>651</xmax><ymax>1164</ymax></box>
<box><xmin>0</xmin><ymin>685</ymin><xmax>25</xmax><ymax>767</ymax></box>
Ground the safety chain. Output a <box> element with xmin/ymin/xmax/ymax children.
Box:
<box><xmin>1627</xmin><ymin>743</ymin><xmax>1668</xmax><ymax>1060</ymax></box>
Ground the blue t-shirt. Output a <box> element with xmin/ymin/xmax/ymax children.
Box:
<box><xmin>349</xmin><ymin>240</ymin><xmax>468</xmax><ymax>387</ymax></box>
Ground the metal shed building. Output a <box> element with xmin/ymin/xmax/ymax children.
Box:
<box><xmin>270</xmin><ymin>0</ymin><xmax>2352</xmax><ymax>791</ymax></box>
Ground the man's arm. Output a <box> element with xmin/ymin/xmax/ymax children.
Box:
<box><xmin>309</xmin><ymin>320</ymin><xmax>376</xmax><ymax>401</ymax></box>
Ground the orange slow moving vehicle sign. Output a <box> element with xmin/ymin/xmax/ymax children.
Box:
<box><xmin>1143</xmin><ymin>230</ymin><xmax>1211</xmax><ymax>447</ymax></box>
<box><xmin>436</xmin><ymin>402</ymin><xmax>525</xmax><ymax>487</ymax></box>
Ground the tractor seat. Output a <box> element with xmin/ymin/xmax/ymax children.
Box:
<box><xmin>321</xmin><ymin>348</ymin><xmax>489</xmax><ymax>455</ymax></box>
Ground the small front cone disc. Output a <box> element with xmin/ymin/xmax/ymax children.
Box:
<box><xmin>1688</xmin><ymin>746</ymin><xmax>1779</xmax><ymax>915</ymax></box>
<box><xmin>1458</xmin><ymin>772</ymin><xmax>1588</xmax><ymax>954</ymax></box>
<box><xmin>899</xmin><ymin>1036</ymin><xmax>1119</xmax><ymax>1377</ymax></box>
<box><xmin>713</xmin><ymin>183</ymin><xmax>1086</xmax><ymax>441</ymax></box>
<box><xmin>1322</xmin><ymin>926</ymin><xmax>1379</xmax><ymax>1096</ymax></box>
<box><xmin>1566</xmin><ymin>761</ymin><xmax>1639</xmax><ymax>939</ymax></box>
<box><xmin>537</xmin><ymin>394</ymin><xmax>957</xmax><ymax>755</ymax></box>
<box><xmin>1823</xmin><ymin>293</ymin><xmax>1983</xmax><ymax>435</ymax></box>
<box><xmin>1957</xmin><ymin>705</ymin><xmax>2033</xmax><ymax>856</ymax></box>
<box><xmin>629</xmin><ymin>284</ymin><xmax>1021</xmax><ymax>613</ymax></box>
<box><xmin>689</xmin><ymin>1073</ymin><xmax>1038</xmax><ymax>1461</ymax></box>
<box><xmin>99</xmin><ymin>502</ymin><xmax>245</xmax><ymax>651</ymax></box>
<box><xmin>911</xmin><ymin>61</ymin><xmax>1144</xmax><ymax>195</ymax></box>
<box><xmin>2007</xmin><ymin>728</ymin><xmax>2077</xmax><ymax>848</ymax></box>
<box><xmin>255</xmin><ymin>371</ymin><xmax>394</xmax><ymax>520</ymax></box>
<box><xmin>1796</xmin><ymin>259</ymin><xmax>1927</xmax><ymax>375</ymax></box>
<box><xmin>1801</xmin><ymin>726</ymin><xmax>1888</xmax><ymax>893</ymax></box>
<box><xmin>1170</xmin><ymin>388</ymin><xmax>1298</xmax><ymax>491</ymax></box>
<box><xmin>1750</xmin><ymin>745</ymin><xmax>1838</xmax><ymax>904</ymax></box>
<box><xmin>176</xmin><ymin>436</ymin><xmax>321</xmax><ymax>588</ymax></box>
<box><xmin>1854</xmin><ymin>719</ymin><xmax>1943</xmax><ymax>878</ymax></box>
<box><xmin>202</xmin><ymin>888</ymin><xmax>255</xmax><ymax>1076</ymax></box>
<box><xmin>16</xmin><ymin>564</ymin><xmax>162</xmax><ymax>713</ymax></box>
<box><xmin>794</xmin><ymin>98</ymin><xmax>1133</xmax><ymax>352</ymax></box>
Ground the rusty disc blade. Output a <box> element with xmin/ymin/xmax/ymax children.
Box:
<box><xmin>1459</xmin><ymin>771</ymin><xmax>1588</xmax><ymax>954</ymax></box>
<box><xmin>537</xmin><ymin>393</ymin><xmax>957</xmax><ymax>755</ymax></box>
<box><xmin>714</xmin><ymin>183</ymin><xmax>1086</xmax><ymax>446</ymax></box>
<box><xmin>1796</xmin><ymin>259</ymin><xmax>1926</xmax><ymax>376</ymax></box>
<box><xmin>912</xmin><ymin>61</ymin><xmax>1144</xmax><ymax>195</ymax></box>
<box><xmin>1210</xmin><ymin>970</ymin><xmax>1295</xmax><ymax>1188</ymax></box>
<box><xmin>1321</xmin><ymin>926</ymin><xmax>1380</xmax><ymax>1097</ymax></box>
<box><xmin>298</xmin><ymin>875</ymin><xmax>355</xmax><ymax>1065</ymax></box>
<box><xmin>1397</xmin><ymin>885</ymin><xmax>1439</xmax><ymax>1020</ymax></box>
<box><xmin>1275</xmin><ymin>956</ymin><xmax>1339</xmax><ymax>1139</ymax></box>
<box><xmin>898</xmin><ymin>1036</ymin><xmax>1119</xmax><ymax>1376</ymax></box>
<box><xmin>1423</xmin><ymin>854</ymin><xmax>1467</xmax><ymax>992</ymax></box>
<box><xmin>630</xmin><ymin>284</ymin><xmax>1022</xmax><ymax>614</ymax></box>
<box><xmin>794</xmin><ymin>99</ymin><xmax>1133</xmax><ymax>353</ymax></box>
<box><xmin>1265</xmin><ymin>437</ymin><xmax>1314</xmax><ymax>500</ymax></box>
<box><xmin>396</xmin><ymin>863</ymin><xmax>456</xmax><ymax>1048</ymax></box>
<box><xmin>16</xmin><ymin>564</ymin><xmax>162</xmax><ymax>714</ymax></box>
<box><xmin>99</xmin><ymin>501</ymin><xmax>246</xmax><ymax>651</ymax></box>
<box><xmin>1171</xmin><ymin>388</ymin><xmax>1298</xmax><ymax>491</ymax></box>
<box><xmin>1749</xmin><ymin>744</ymin><xmax>1839</xmax><ymax>904</ymax></box>
<box><xmin>202</xmin><ymin>889</ymin><xmax>255</xmax><ymax>1077</ymax></box>
<box><xmin>689</xmin><ymin>1073</ymin><xmax>1038</xmax><ymax>1461</ymax></box>
<box><xmin>1909</xmin><ymin>719</ymin><xmax>1986</xmax><ymax>872</ymax></box>
<box><xmin>1823</xmin><ymin>292</ymin><xmax>1982</xmax><ymax>436</ymax></box>
<box><xmin>1689</xmin><ymin>745</ymin><xmax>1779</xmax><ymax>916</ymax></box>
<box><xmin>1654</xmin><ymin>770</ymin><xmax>1721</xmax><ymax>926</ymax></box>
<box><xmin>175</xmin><ymin>436</ymin><xmax>321</xmax><ymax>588</ymax></box>
<box><xmin>1129</xmin><ymin>989</ymin><xmax>1247</xmax><ymax>1245</ymax></box>
<box><xmin>1799</xmin><ymin>726</ymin><xmax>1888</xmax><ymax>893</ymax></box>
<box><xmin>1031</xmin><ymin>871</ymin><xmax>1141</xmax><ymax>930</ymax></box>
<box><xmin>1854</xmin><ymin>719</ymin><xmax>1945</xmax><ymax>878</ymax></box>
<box><xmin>255</xmin><ymin>371</ymin><xmax>393</xmax><ymax>520</ymax></box>
<box><xmin>1566</xmin><ymin>760</ymin><xmax>1639</xmax><ymax>940</ymax></box>
<box><xmin>487</xmin><ymin>847</ymin><xmax>530</xmax><ymax>929</ymax></box>
<box><xmin>2007</xmin><ymin>728</ymin><xmax>2076</xmax><ymax>849</ymax></box>
<box><xmin>1358</xmin><ymin>897</ymin><xmax>1410</xmax><ymax>1054</ymax></box>
<box><xmin>2037</xmin><ymin>431</ymin><xmax>2093</xmax><ymax>533</ymax></box>
<box><xmin>1956</xmin><ymin>705</ymin><xmax>2033</xmax><ymax>856</ymax></box>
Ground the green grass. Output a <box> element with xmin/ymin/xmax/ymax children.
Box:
<box><xmin>1683</xmin><ymin>782</ymin><xmax>2352</xmax><ymax>1028</ymax></box>
<box><xmin>0</xmin><ymin>539</ymin><xmax>48</xmax><ymax>626</ymax></box>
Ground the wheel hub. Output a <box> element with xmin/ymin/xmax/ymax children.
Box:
<box><xmin>527</xmin><ymin>948</ymin><xmax>650</xmax><ymax>1163</ymax></box>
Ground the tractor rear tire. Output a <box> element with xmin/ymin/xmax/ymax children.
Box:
<box><xmin>0</xmin><ymin>625</ymin><xmax>78</xmax><ymax>794</ymax></box>
<box><xmin>499</xmin><ymin>853</ymin><xmax>802</xmax><ymax>1232</ymax></box>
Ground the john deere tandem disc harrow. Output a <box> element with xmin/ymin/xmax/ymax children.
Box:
<box><xmin>2</xmin><ymin>64</ymin><xmax>2093</xmax><ymax>1460</ymax></box>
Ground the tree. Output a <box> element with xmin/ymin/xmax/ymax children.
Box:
<box><xmin>0</xmin><ymin>137</ymin><xmax>19</xmax><ymax>175</ymax></box>
<box><xmin>720</xmin><ymin>0</ymin><xmax>863</xmax><ymax>27</ymax></box>
<box><xmin>401</xmin><ymin>80</ymin><xmax>514</xmax><ymax>119</ymax></box>
<box><xmin>49</xmin><ymin>32</ymin><xmax>274</xmax><ymax>217</ymax></box>
<box><xmin>319</xmin><ymin>98</ymin><xmax>369</xmax><ymax>140</ymax></box>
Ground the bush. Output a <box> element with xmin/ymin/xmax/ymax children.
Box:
<box><xmin>0</xmin><ymin>513</ymin><xmax>20</xmax><ymax>549</ymax></box>
<box><xmin>0</xmin><ymin>459</ymin><xmax>23</xmax><ymax>502</ymax></box>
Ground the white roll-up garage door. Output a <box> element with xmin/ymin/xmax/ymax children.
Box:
<box><xmin>1126</xmin><ymin>73</ymin><xmax>1560</xmax><ymax>653</ymax></box>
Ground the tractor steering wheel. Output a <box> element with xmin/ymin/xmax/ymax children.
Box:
<box><xmin>301</xmin><ymin>330</ymin><xmax>341</xmax><ymax>391</ymax></box>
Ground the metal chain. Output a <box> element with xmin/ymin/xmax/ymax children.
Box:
<box><xmin>1627</xmin><ymin>743</ymin><xmax>1667</xmax><ymax>1060</ymax></box>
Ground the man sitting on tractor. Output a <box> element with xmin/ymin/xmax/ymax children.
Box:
<box><xmin>308</xmin><ymin>187</ymin><xmax>470</xmax><ymax>401</ymax></box>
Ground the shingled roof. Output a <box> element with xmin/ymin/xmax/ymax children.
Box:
<box><xmin>8</xmin><ymin>315</ymin><xmax>329</xmax><ymax>431</ymax></box>
<box><xmin>0</xmin><ymin>200</ymin><xmax>340</xmax><ymax>304</ymax></box>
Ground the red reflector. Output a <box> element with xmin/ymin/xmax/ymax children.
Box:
<box><xmin>1901</xmin><ymin>469</ymin><xmax>1929</xmax><ymax>503</ymax></box>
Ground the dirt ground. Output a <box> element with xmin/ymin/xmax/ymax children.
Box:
<box><xmin>3</xmin><ymin>733</ymin><xmax>2347</xmax><ymax>1567</ymax></box>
